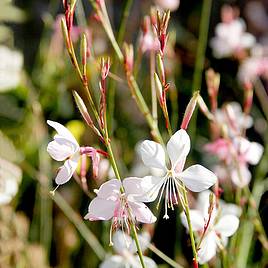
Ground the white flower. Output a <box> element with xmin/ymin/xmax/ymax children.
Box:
<box><xmin>136</xmin><ymin>129</ymin><xmax>217</xmax><ymax>219</ymax></box>
<box><xmin>84</xmin><ymin>178</ymin><xmax>156</xmax><ymax>226</ymax></box>
<box><xmin>154</xmin><ymin>0</ymin><xmax>180</xmax><ymax>11</ymax></box>
<box><xmin>210</xmin><ymin>19</ymin><xmax>255</xmax><ymax>58</ymax></box>
<box><xmin>47</xmin><ymin>120</ymin><xmax>80</xmax><ymax>185</ymax></box>
<box><xmin>100</xmin><ymin>230</ymin><xmax>157</xmax><ymax>268</ymax></box>
<box><xmin>0</xmin><ymin>46</ymin><xmax>23</xmax><ymax>91</ymax></box>
<box><xmin>0</xmin><ymin>158</ymin><xmax>22</xmax><ymax>205</ymax></box>
<box><xmin>180</xmin><ymin>191</ymin><xmax>239</xmax><ymax>264</ymax></box>
<box><xmin>215</xmin><ymin>102</ymin><xmax>253</xmax><ymax>137</ymax></box>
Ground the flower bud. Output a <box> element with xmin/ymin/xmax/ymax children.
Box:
<box><xmin>156</xmin><ymin>53</ymin><xmax>165</xmax><ymax>84</ymax></box>
<box><xmin>181</xmin><ymin>91</ymin><xmax>199</xmax><ymax>130</ymax></box>
<box><xmin>73</xmin><ymin>91</ymin><xmax>93</xmax><ymax>126</ymax></box>
<box><xmin>123</xmin><ymin>43</ymin><xmax>134</xmax><ymax>74</ymax></box>
<box><xmin>197</xmin><ymin>96</ymin><xmax>215</xmax><ymax>121</ymax></box>
<box><xmin>154</xmin><ymin>72</ymin><xmax>163</xmax><ymax>103</ymax></box>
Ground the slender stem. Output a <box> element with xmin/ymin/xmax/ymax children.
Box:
<box><xmin>220</xmin><ymin>250</ymin><xmax>228</xmax><ymax>268</ymax></box>
<box><xmin>192</xmin><ymin>0</ymin><xmax>212</xmax><ymax>92</ymax></box>
<box><xmin>52</xmin><ymin>192</ymin><xmax>106</xmax><ymax>260</ymax></box>
<box><xmin>189</xmin><ymin>0</ymin><xmax>212</xmax><ymax>139</ymax></box>
<box><xmin>182</xmin><ymin>185</ymin><xmax>198</xmax><ymax>266</ymax></box>
<box><xmin>150</xmin><ymin>50</ymin><xmax>158</xmax><ymax>123</ymax></box>
<box><xmin>254</xmin><ymin>78</ymin><xmax>268</xmax><ymax>121</ymax></box>
<box><xmin>131</xmin><ymin>225</ymin><xmax>146</xmax><ymax>268</ymax></box>
<box><xmin>107</xmin><ymin>0</ymin><xmax>133</xmax><ymax>133</ymax></box>
<box><xmin>147</xmin><ymin>243</ymin><xmax>184</xmax><ymax>268</ymax></box>
<box><xmin>126</xmin><ymin>73</ymin><xmax>164</xmax><ymax>145</ymax></box>
<box><xmin>117</xmin><ymin>0</ymin><xmax>133</xmax><ymax>46</ymax></box>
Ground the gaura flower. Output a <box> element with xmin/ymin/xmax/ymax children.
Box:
<box><xmin>205</xmin><ymin>136</ymin><xmax>263</xmax><ymax>187</ymax></box>
<box><xmin>214</xmin><ymin>102</ymin><xmax>253</xmax><ymax>137</ymax></box>
<box><xmin>210</xmin><ymin>18</ymin><xmax>255</xmax><ymax>58</ymax></box>
<box><xmin>135</xmin><ymin>129</ymin><xmax>217</xmax><ymax>219</ymax></box>
<box><xmin>84</xmin><ymin>178</ymin><xmax>156</xmax><ymax>242</ymax></box>
<box><xmin>100</xmin><ymin>230</ymin><xmax>157</xmax><ymax>268</ymax></box>
<box><xmin>47</xmin><ymin>120</ymin><xmax>80</xmax><ymax>185</ymax></box>
<box><xmin>180</xmin><ymin>191</ymin><xmax>239</xmax><ymax>264</ymax></box>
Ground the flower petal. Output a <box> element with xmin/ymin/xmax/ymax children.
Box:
<box><xmin>244</xmin><ymin>142</ymin><xmax>263</xmax><ymax>165</ymax></box>
<box><xmin>180</xmin><ymin>210</ymin><xmax>205</xmax><ymax>231</ymax></box>
<box><xmin>47</xmin><ymin>136</ymin><xmax>78</xmax><ymax>161</ymax></box>
<box><xmin>112</xmin><ymin>230</ymin><xmax>132</xmax><ymax>254</ymax></box>
<box><xmin>134</xmin><ymin>256</ymin><xmax>157</xmax><ymax>268</ymax></box>
<box><xmin>55</xmin><ymin>156</ymin><xmax>79</xmax><ymax>185</ymax></box>
<box><xmin>198</xmin><ymin>231</ymin><xmax>217</xmax><ymax>264</ymax></box>
<box><xmin>132</xmin><ymin>176</ymin><xmax>165</xmax><ymax>203</ymax></box>
<box><xmin>214</xmin><ymin>215</ymin><xmax>239</xmax><ymax>237</ymax></box>
<box><xmin>100</xmin><ymin>255</ymin><xmax>124</xmax><ymax>268</ymax></box>
<box><xmin>95</xmin><ymin>179</ymin><xmax>121</xmax><ymax>200</ymax></box>
<box><xmin>139</xmin><ymin>140</ymin><xmax>166</xmax><ymax>170</ymax></box>
<box><xmin>47</xmin><ymin>120</ymin><xmax>79</xmax><ymax>146</ymax></box>
<box><xmin>231</xmin><ymin>164</ymin><xmax>251</xmax><ymax>188</ymax></box>
<box><xmin>179</xmin><ymin>165</ymin><xmax>217</xmax><ymax>192</ymax></box>
<box><xmin>167</xmin><ymin>129</ymin><xmax>190</xmax><ymax>170</ymax></box>
<box><xmin>129</xmin><ymin>201</ymin><xmax>157</xmax><ymax>224</ymax></box>
<box><xmin>84</xmin><ymin>197</ymin><xmax>116</xmax><ymax>221</ymax></box>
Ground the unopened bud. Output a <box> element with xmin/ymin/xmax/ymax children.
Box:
<box><xmin>73</xmin><ymin>91</ymin><xmax>93</xmax><ymax>126</ymax></box>
<box><xmin>142</xmin><ymin>16</ymin><xmax>150</xmax><ymax>35</ymax></box>
<box><xmin>123</xmin><ymin>43</ymin><xmax>134</xmax><ymax>74</ymax></box>
<box><xmin>81</xmin><ymin>33</ymin><xmax>89</xmax><ymax>78</ymax></box>
<box><xmin>61</xmin><ymin>18</ymin><xmax>70</xmax><ymax>49</ymax></box>
<box><xmin>100</xmin><ymin>57</ymin><xmax>111</xmax><ymax>80</ymax></box>
<box><xmin>156</xmin><ymin>53</ymin><xmax>165</xmax><ymax>84</ymax></box>
<box><xmin>197</xmin><ymin>96</ymin><xmax>215</xmax><ymax>121</ymax></box>
<box><xmin>154</xmin><ymin>72</ymin><xmax>163</xmax><ymax>103</ymax></box>
<box><xmin>208</xmin><ymin>193</ymin><xmax>215</xmax><ymax>214</ymax></box>
<box><xmin>181</xmin><ymin>91</ymin><xmax>199</xmax><ymax>130</ymax></box>
<box><xmin>243</xmin><ymin>81</ymin><xmax>253</xmax><ymax>115</ymax></box>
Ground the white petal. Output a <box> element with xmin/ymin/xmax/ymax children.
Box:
<box><xmin>123</xmin><ymin>177</ymin><xmax>145</xmax><ymax>196</ymax></box>
<box><xmin>112</xmin><ymin>230</ymin><xmax>132</xmax><ymax>254</ymax></box>
<box><xmin>55</xmin><ymin>156</ymin><xmax>79</xmax><ymax>185</ymax></box>
<box><xmin>129</xmin><ymin>201</ymin><xmax>157</xmax><ymax>224</ymax></box>
<box><xmin>220</xmin><ymin>201</ymin><xmax>242</xmax><ymax>217</ymax></box>
<box><xmin>100</xmin><ymin>255</ymin><xmax>124</xmax><ymax>268</ymax></box>
<box><xmin>84</xmin><ymin>197</ymin><xmax>116</xmax><ymax>221</ymax></box>
<box><xmin>134</xmin><ymin>256</ymin><xmax>157</xmax><ymax>268</ymax></box>
<box><xmin>244</xmin><ymin>142</ymin><xmax>263</xmax><ymax>165</ymax></box>
<box><xmin>47</xmin><ymin>120</ymin><xmax>79</xmax><ymax>146</ymax></box>
<box><xmin>95</xmin><ymin>179</ymin><xmax>121</xmax><ymax>200</ymax></box>
<box><xmin>198</xmin><ymin>232</ymin><xmax>217</xmax><ymax>264</ymax></box>
<box><xmin>167</xmin><ymin>129</ymin><xmax>190</xmax><ymax>170</ymax></box>
<box><xmin>47</xmin><ymin>137</ymin><xmax>77</xmax><ymax>161</ymax></box>
<box><xmin>179</xmin><ymin>165</ymin><xmax>217</xmax><ymax>192</ymax></box>
<box><xmin>0</xmin><ymin>195</ymin><xmax>12</xmax><ymax>205</ymax></box>
<box><xmin>214</xmin><ymin>215</ymin><xmax>239</xmax><ymax>237</ymax></box>
<box><xmin>139</xmin><ymin>140</ymin><xmax>166</xmax><ymax>170</ymax></box>
<box><xmin>132</xmin><ymin>176</ymin><xmax>165</xmax><ymax>203</ymax></box>
<box><xmin>180</xmin><ymin>210</ymin><xmax>204</xmax><ymax>231</ymax></box>
<box><xmin>231</xmin><ymin>164</ymin><xmax>251</xmax><ymax>188</ymax></box>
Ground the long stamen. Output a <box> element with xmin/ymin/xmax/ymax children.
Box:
<box><xmin>169</xmin><ymin>177</ymin><xmax>174</xmax><ymax>210</ymax></box>
<box><xmin>156</xmin><ymin>176</ymin><xmax>168</xmax><ymax>210</ymax></box>
<box><xmin>109</xmin><ymin>222</ymin><xmax>114</xmax><ymax>246</ymax></box>
<box><xmin>172</xmin><ymin>179</ymin><xmax>178</xmax><ymax>205</ymax></box>
<box><xmin>163</xmin><ymin>179</ymin><xmax>169</xmax><ymax>219</ymax></box>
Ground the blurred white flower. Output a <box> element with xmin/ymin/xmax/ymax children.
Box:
<box><xmin>154</xmin><ymin>0</ymin><xmax>180</xmax><ymax>11</ymax></box>
<box><xmin>0</xmin><ymin>158</ymin><xmax>22</xmax><ymax>205</ymax></box>
<box><xmin>210</xmin><ymin>19</ymin><xmax>255</xmax><ymax>58</ymax></box>
<box><xmin>100</xmin><ymin>230</ymin><xmax>157</xmax><ymax>268</ymax></box>
<box><xmin>180</xmin><ymin>191</ymin><xmax>239</xmax><ymax>264</ymax></box>
<box><xmin>47</xmin><ymin>120</ymin><xmax>80</xmax><ymax>185</ymax></box>
<box><xmin>0</xmin><ymin>46</ymin><xmax>23</xmax><ymax>91</ymax></box>
<box><xmin>215</xmin><ymin>102</ymin><xmax>253</xmax><ymax>137</ymax></box>
<box><xmin>238</xmin><ymin>56</ymin><xmax>268</xmax><ymax>83</ymax></box>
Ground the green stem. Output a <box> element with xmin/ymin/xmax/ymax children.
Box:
<box><xmin>107</xmin><ymin>0</ymin><xmax>133</xmax><ymax>133</ymax></box>
<box><xmin>192</xmin><ymin>0</ymin><xmax>212</xmax><ymax>92</ymax></box>
<box><xmin>189</xmin><ymin>0</ymin><xmax>212</xmax><ymax>139</ymax></box>
<box><xmin>147</xmin><ymin>243</ymin><xmax>184</xmax><ymax>268</ymax></box>
<box><xmin>131</xmin><ymin>225</ymin><xmax>147</xmax><ymax>268</ymax></box>
<box><xmin>126</xmin><ymin>73</ymin><xmax>164</xmax><ymax>145</ymax></box>
<box><xmin>253</xmin><ymin>78</ymin><xmax>268</xmax><ymax>121</ymax></box>
<box><xmin>182</xmin><ymin>185</ymin><xmax>198</xmax><ymax>265</ymax></box>
<box><xmin>52</xmin><ymin>192</ymin><xmax>106</xmax><ymax>260</ymax></box>
<box><xmin>221</xmin><ymin>250</ymin><xmax>228</xmax><ymax>268</ymax></box>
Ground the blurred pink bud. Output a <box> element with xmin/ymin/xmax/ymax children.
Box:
<box><xmin>123</xmin><ymin>43</ymin><xmax>134</xmax><ymax>74</ymax></box>
<box><xmin>154</xmin><ymin>0</ymin><xmax>180</xmax><ymax>12</ymax></box>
